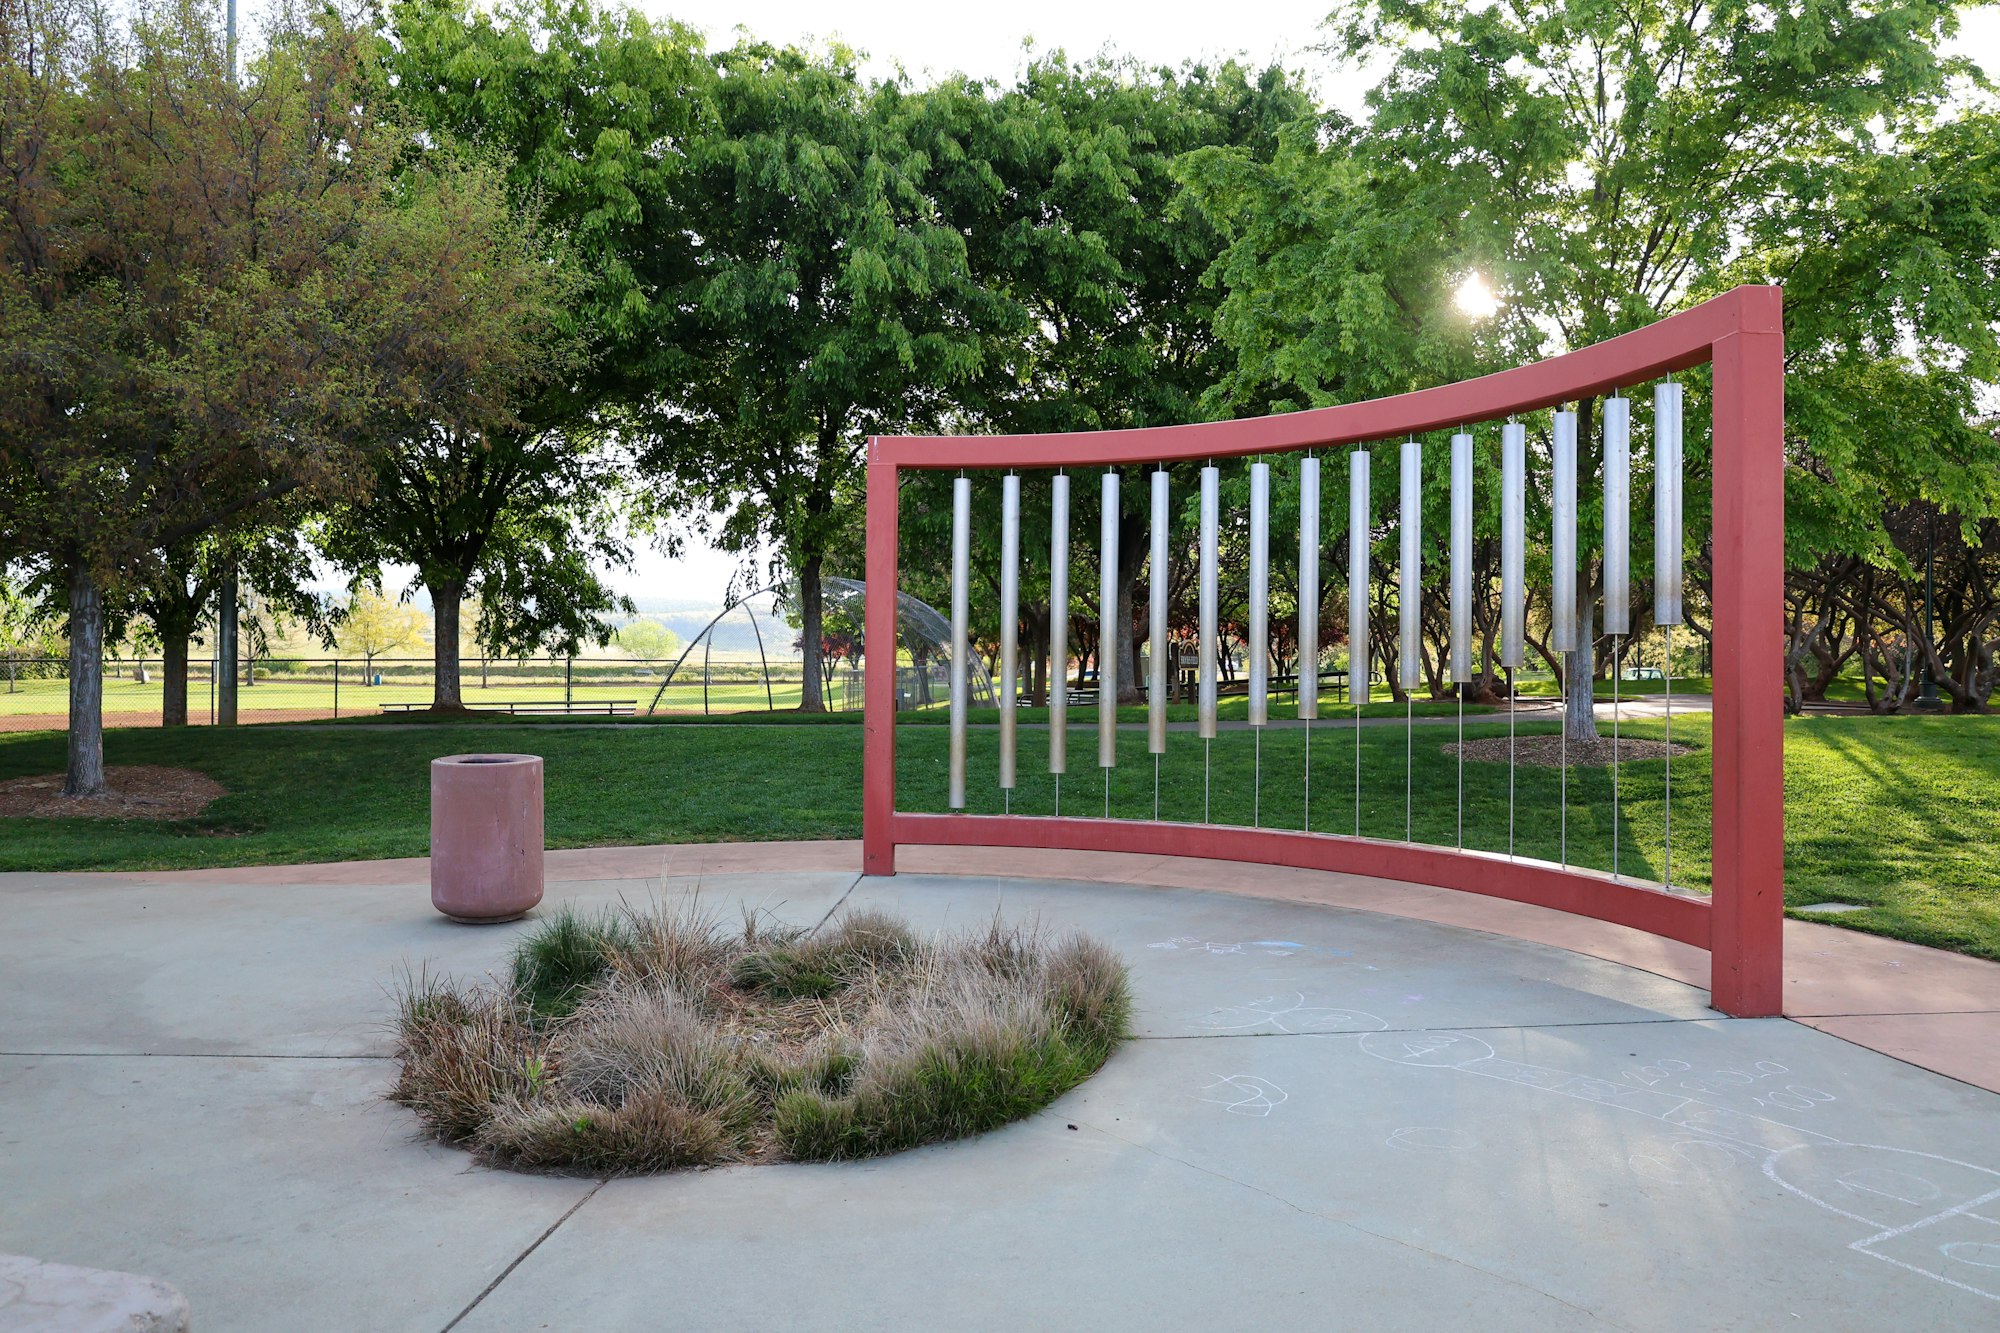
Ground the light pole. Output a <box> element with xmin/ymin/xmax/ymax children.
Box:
<box><xmin>1915</xmin><ymin>505</ymin><xmax>1943</xmax><ymax>712</ymax></box>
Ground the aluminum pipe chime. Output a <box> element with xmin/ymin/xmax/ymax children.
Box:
<box><xmin>1198</xmin><ymin>465</ymin><xmax>1219</xmax><ymax>820</ymax></box>
<box><xmin>1148</xmin><ymin>469</ymin><xmax>1170</xmax><ymax>810</ymax></box>
<box><xmin>1349</xmin><ymin>449</ymin><xmax>1370</xmax><ymax>837</ymax></box>
<box><xmin>1249</xmin><ymin>462</ymin><xmax>1271</xmax><ymax>825</ymax></box>
<box><xmin>1099</xmin><ymin>472</ymin><xmax>1120</xmax><ymax>786</ymax></box>
<box><xmin>1399</xmin><ymin>439</ymin><xmax>1421</xmax><ymax>841</ymax></box>
<box><xmin>1449</xmin><ymin>431</ymin><xmax>1473</xmax><ymax>849</ymax></box>
<box><xmin>948</xmin><ymin>476</ymin><xmax>971</xmax><ymax>810</ymax></box>
<box><xmin>1655</xmin><ymin>380</ymin><xmax>1683</xmax><ymax>889</ymax></box>
<box><xmin>1551</xmin><ymin>409</ymin><xmax>1578</xmax><ymax>863</ymax></box>
<box><xmin>1048</xmin><ymin>475</ymin><xmax>1070</xmax><ymax>795</ymax></box>
<box><xmin>1298</xmin><ymin>456</ymin><xmax>1321</xmax><ymax>829</ymax></box>
<box><xmin>998</xmin><ymin>474</ymin><xmax>1019</xmax><ymax>800</ymax></box>
<box><xmin>1604</xmin><ymin>394</ymin><xmax>1632</xmax><ymax>878</ymax></box>
<box><xmin>1501</xmin><ymin>421</ymin><xmax>1526</xmax><ymax>856</ymax></box>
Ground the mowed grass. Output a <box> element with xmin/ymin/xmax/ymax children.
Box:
<box><xmin>0</xmin><ymin>713</ymin><xmax>1994</xmax><ymax>960</ymax></box>
<box><xmin>0</xmin><ymin>673</ymin><xmax>857</xmax><ymax>721</ymax></box>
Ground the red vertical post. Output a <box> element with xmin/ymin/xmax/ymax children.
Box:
<box><xmin>1708</xmin><ymin>288</ymin><xmax>1786</xmax><ymax>1017</ymax></box>
<box><xmin>862</xmin><ymin>446</ymin><xmax>900</xmax><ymax>876</ymax></box>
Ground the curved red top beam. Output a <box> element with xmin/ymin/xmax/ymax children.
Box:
<box><xmin>873</xmin><ymin>285</ymin><xmax>1778</xmax><ymax>470</ymax></box>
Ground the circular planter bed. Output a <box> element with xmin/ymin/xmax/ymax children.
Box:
<box><xmin>390</xmin><ymin>904</ymin><xmax>1130</xmax><ymax>1174</ymax></box>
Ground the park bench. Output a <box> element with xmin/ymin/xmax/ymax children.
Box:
<box><xmin>378</xmin><ymin>699</ymin><xmax>637</xmax><ymax>716</ymax></box>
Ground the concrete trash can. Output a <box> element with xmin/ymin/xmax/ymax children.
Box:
<box><xmin>430</xmin><ymin>753</ymin><xmax>545</xmax><ymax>922</ymax></box>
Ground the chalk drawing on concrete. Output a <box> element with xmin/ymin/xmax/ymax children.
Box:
<box><xmin>1194</xmin><ymin>1074</ymin><xmax>1288</xmax><ymax>1117</ymax></box>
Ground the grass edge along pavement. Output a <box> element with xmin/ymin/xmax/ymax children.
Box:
<box><xmin>0</xmin><ymin>714</ymin><xmax>1994</xmax><ymax>963</ymax></box>
<box><xmin>391</xmin><ymin>902</ymin><xmax>1131</xmax><ymax>1173</ymax></box>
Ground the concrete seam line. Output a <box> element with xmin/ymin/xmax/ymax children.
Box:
<box><xmin>440</xmin><ymin>1179</ymin><xmax>608</xmax><ymax>1333</ymax></box>
<box><xmin>1130</xmin><ymin>1015</ymin><xmax>1704</xmax><ymax>1041</ymax></box>
<box><xmin>808</xmin><ymin>873</ymin><xmax>865</xmax><ymax>936</ymax></box>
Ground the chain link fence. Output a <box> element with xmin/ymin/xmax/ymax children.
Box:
<box><xmin>0</xmin><ymin>654</ymin><xmax>863</xmax><ymax>731</ymax></box>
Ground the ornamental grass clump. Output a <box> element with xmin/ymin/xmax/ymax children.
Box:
<box><xmin>389</xmin><ymin>904</ymin><xmax>1129</xmax><ymax>1175</ymax></box>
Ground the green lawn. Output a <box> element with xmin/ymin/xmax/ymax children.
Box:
<box><xmin>0</xmin><ymin>672</ymin><xmax>857</xmax><ymax>721</ymax></box>
<box><xmin>0</xmin><ymin>713</ymin><xmax>1994</xmax><ymax>961</ymax></box>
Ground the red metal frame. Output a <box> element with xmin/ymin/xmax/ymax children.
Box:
<box><xmin>864</xmin><ymin>285</ymin><xmax>1785</xmax><ymax>1017</ymax></box>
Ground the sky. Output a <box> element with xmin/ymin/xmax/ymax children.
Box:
<box><xmin>356</xmin><ymin>0</ymin><xmax>2000</xmax><ymax>612</ymax></box>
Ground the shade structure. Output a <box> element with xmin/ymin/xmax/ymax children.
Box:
<box><xmin>948</xmin><ymin>476</ymin><xmax>970</xmax><ymax>809</ymax></box>
<box><xmin>1298</xmin><ymin>456</ymin><xmax>1322</xmax><ymax>718</ymax></box>
<box><xmin>1449</xmin><ymin>432</ymin><xmax>1473</xmax><ymax>683</ymax></box>
<box><xmin>1248</xmin><ymin>461</ymin><xmax>1271</xmax><ymax>726</ymax></box>
<box><xmin>998</xmin><ymin>473</ymin><xmax>1020</xmax><ymax>790</ymax></box>
<box><xmin>1604</xmin><ymin>395</ymin><xmax>1632</xmax><ymax>635</ymax></box>
<box><xmin>1049</xmin><ymin>474</ymin><xmax>1070</xmax><ymax>774</ymax></box>
<box><xmin>1198</xmin><ymin>466</ymin><xmax>1219</xmax><ymax>740</ymax></box>
<box><xmin>1501</xmin><ymin>421</ymin><xmax>1526</xmax><ymax>669</ymax></box>
<box><xmin>1148</xmin><ymin>468</ymin><xmax>1170</xmax><ymax>754</ymax></box>
<box><xmin>1099</xmin><ymin>471</ymin><xmax>1120</xmax><ymax>768</ymax></box>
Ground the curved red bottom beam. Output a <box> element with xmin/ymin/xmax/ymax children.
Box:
<box><xmin>890</xmin><ymin>812</ymin><xmax>1712</xmax><ymax>950</ymax></box>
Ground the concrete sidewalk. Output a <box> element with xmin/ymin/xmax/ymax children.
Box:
<box><xmin>5</xmin><ymin>856</ymin><xmax>1997</xmax><ymax>1330</ymax></box>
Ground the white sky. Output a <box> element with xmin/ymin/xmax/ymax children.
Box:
<box><xmin>358</xmin><ymin>0</ymin><xmax>1999</xmax><ymax>609</ymax></box>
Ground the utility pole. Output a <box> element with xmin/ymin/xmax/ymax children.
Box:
<box><xmin>215</xmin><ymin>0</ymin><xmax>241</xmax><ymax>727</ymax></box>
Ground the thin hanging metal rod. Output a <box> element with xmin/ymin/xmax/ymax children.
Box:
<box><xmin>1350</xmin><ymin>448</ymin><xmax>1370</xmax><ymax>840</ymax></box>
<box><xmin>1099</xmin><ymin>471</ymin><xmax>1120</xmax><ymax>774</ymax></box>
<box><xmin>1300</xmin><ymin>453</ymin><xmax>1321</xmax><ymax>835</ymax></box>
<box><xmin>1049</xmin><ymin>474</ymin><xmax>1070</xmax><ymax>784</ymax></box>
<box><xmin>948</xmin><ymin>475</ymin><xmax>971</xmax><ymax>810</ymax></box>
<box><xmin>999</xmin><ymin>473</ymin><xmax>1020</xmax><ymax>796</ymax></box>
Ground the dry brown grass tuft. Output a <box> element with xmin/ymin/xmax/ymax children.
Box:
<box><xmin>388</xmin><ymin>905</ymin><xmax>1130</xmax><ymax>1175</ymax></box>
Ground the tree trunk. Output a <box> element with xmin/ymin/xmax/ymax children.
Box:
<box><xmin>1566</xmin><ymin>578</ymin><xmax>1601</xmax><ymax>742</ymax></box>
<box><xmin>162</xmin><ymin>629</ymin><xmax>190</xmax><ymax>727</ymax></box>
<box><xmin>1116</xmin><ymin>513</ymin><xmax>1145</xmax><ymax>703</ymax></box>
<box><xmin>799</xmin><ymin>552</ymin><xmax>826</xmax><ymax>712</ymax></box>
<box><xmin>429</xmin><ymin>580</ymin><xmax>466</xmax><ymax>709</ymax></box>
<box><xmin>64</xmin><ymin>562</ymin><xmax>107</xmax><ymax>798</ymax></box>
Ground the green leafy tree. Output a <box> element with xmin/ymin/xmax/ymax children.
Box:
<box><xmin>1186</xmin><ymin>0</ymin><xmax>2000</xmax><ymax>733</ymax></box>
<box><xmin>0</xmin><ymin>0</ymin><xmax>536</xmax><ymax>791</ymax></box>
<box><xmin>647</xmin><ymin>43</ymin><xmax>1012</xmax><ymax>711</ymax></box>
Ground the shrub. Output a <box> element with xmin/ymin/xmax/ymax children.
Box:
<box><xmin>389</xmin><ymin>906</ymin><xmax>1129</xmax><ymax>1175</ymax></box>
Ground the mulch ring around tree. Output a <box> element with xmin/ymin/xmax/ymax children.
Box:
<box><xmin>0</xmin><ymin>766</ymin><xmax>225</xmax><ymax>819</ymax></box>
<box><xmin>1446</xmin><ymin>735</ymin><xmax>1696</xmax><ymax>768</ymax></box>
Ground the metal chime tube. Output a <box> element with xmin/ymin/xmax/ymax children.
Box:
<box><xmin>949</xmin><ymin>476</ymin><xmax>971</xmax><ymax>810</ymax></box>
<box><xmin>1198</xmin><ymin>467</ymin><xmax>1219</xmax><ymax>741</ymax></box>
<box><xmin>1148</xmin><ymin>471</ymin><xmax>1169</xmax><ymax>754</ymax></box>
<box><xmin>1399</xmin><ymin>440</ymin><xmax>1422</xmax><ymax>692</ymax></box>
<box><xmin>1654</xmin><ymin>382</ymin><xmax>1684</xmax><ymax>627</ymax></box>
<box><xmin>1501</xmin><ymin>423</ymin><xmax>1527</xmax><ymax>669</ymax></box>
<box><xmin>1099</xmin><ymin>472</ymin><xmax>1120</xmax><ymax>775</ymax></box>
<box><xmin>1299</xmin><ymin>456</ymin><xmax>1321</xmax><ymax>831</ymax></box>
<box><xmin>1603</xmin><ymin>396</ymin><xmax>1631</xmax><ymax>635</ymax></box>
<box><xmin>1349</xmin><ymin>452</ymin><xmax>1371</xmax><ymax>697</ymax></box>
<box><xmin>1502</xmin><ymin>421</ymin><xmax>1525</xmax><ymax>857</ymax></box>
<box><xmin>1349</xmin><ymin>450</ymin><xmax>1370</xmax><ymax>836</ymax></box>
<box><xmin>1248</xmin><ymin>462</ymin><xmax>1271</xmax><ymax>727</ymax></box>
<box><xmin>1298</xmin><ymin>458</ymin><xmax>1322</xmax><ymax>721</ymax></box>
<box><xmin>1049</xmin><ymin>475</ymin><xmax>1070</xmax><ymax>781</ymax></box>
<box><xmin>1399</xmin><ymin>439</ymin><xmax>1420</xmax><ymax>842</ymax></box>
<box><xmin>1552</xmin><ymin>409</ymin><xmax>1576</xmax><ymax>864</ymax></box>
<box><xmin>1450</xmin><ymin>432</ymin><xmax>1472</xmax><ymax>849</ymax></box>
<box><xmin>1199</xmin><ymin>465</ymin><xmax>1219</xmax><ymax>822</ymax></box>
<box><xmin>1655</xmin><ymin>380</ymin><xmax>1684</xmax><ymax>888</ymax></box>
<box><xmin>1606</xmin><ymin>391</ymin><xmax>1633</xmax><ymax>878</ymax></box>
<box><xmin>1551</xmin><ymin>411</ymin><xmax>1578</xmax><ymax>653</ymax></box>
<box><xmin>998</xmin><ymin>475</ymin><xmax>1020</xmax><ymax>796</ymax></box>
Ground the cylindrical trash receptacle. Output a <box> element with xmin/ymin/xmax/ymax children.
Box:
<box><xmin>430</xmin><ymin>753</ymin><xmax>544</xmax><ymax>922</ymax></box>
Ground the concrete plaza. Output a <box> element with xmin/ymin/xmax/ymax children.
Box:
<box><xmin>3</xmin><ymin>844</ymin><xmax>1997</xmax><ymax>1330</ymax></box>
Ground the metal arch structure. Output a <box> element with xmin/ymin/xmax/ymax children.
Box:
<box><xmin>861</xmin><ymin>284</ymin><xmax>1786</xmax><ymax>1017</ymax></box>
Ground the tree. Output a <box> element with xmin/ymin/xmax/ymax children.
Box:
<box><xmin>337</xmin><ymin>590</ymin><xmax>428</xmax><ymax>682</ymax></box>
<box><xmin>0</xmin><ymin>0</ymin><xmax>529</xmax><ymax>792</ymax></box>
<box><xmin>370</xmin><ymin>0</ymin><xmax>714</xmax><ymax>709</ymax></box>
<box><xmin>615</xmin><ymin>618</ymin><xmax>680</xmax><ymax>662</ymax></box>
<box><xmin>1186</xmin><ymin>0</ymin><xmax>2000</xmax><ymax>736</ymax></box>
